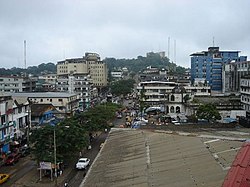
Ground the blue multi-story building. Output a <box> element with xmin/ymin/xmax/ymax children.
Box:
<box><xmin>190</xmin><ymin>47</ymin><xmax>247</xmax><ymax>92</ymax></box>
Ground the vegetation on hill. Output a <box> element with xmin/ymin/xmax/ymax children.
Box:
<box><xmin>0</xmin><ymin>62</ymin><xmax>56</xmax><ymax>76</ymax></box>
<box><xmin>0</xmin><ymin>53</ymin><xmax>187</xmax><ymax>76</ymax></box>
<box><xmin>104</xmin><ymin>52</ymin><xmax>187</xmax><ymax>74</ymax></box>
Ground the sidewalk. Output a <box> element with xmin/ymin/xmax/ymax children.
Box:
<box><xmin>12</xmin><ymin>154</ymin><xmax>78</xmax><ymax>187</ymax></box>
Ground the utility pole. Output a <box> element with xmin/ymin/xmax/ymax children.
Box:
<box><xmin>174</xmin><ymin>39</ymin><xmax>176</xmax><ymax>63</ymax></box>
<box><xmin>140</xmin><ymin>85</ymin><xmax>145</xmax><ymax>119</ymax></box>
<box><xmin>54</xmin><ymin>127</ymin><xmax>57</xmax><ymax>187</ymax></box>
<box><xmin>27</xmin><ymin>99</ymin><xmax>32</xmax><ymax>146</ymax></box>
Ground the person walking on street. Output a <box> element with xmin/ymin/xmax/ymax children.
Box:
<box><xmin>79</xmin><ymin>151</ymin><xmax>82</xmax><ymax>157</ymax></box>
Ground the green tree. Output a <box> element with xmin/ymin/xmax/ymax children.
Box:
<box><xmin>79</xmin><ymin>103</ymin><xmax>121</xmax><ymax>131</ymax></box>
<box><xmin>30</xmin><ymin>119</ymin><xmax>88</xmax><ymax>163</ymax></box>
<box><xmin>110</xmin><ymin>79</ymin><xmax>135</xmax><ymax>96</ymax></box>
<box><xmin>30</xmin><ymin>103</ymin><xmax>121</xmax><ymax>164</ymax></box>
<box><xmin>196</xmin><ymin>103</ymin><xmax>221</xmax><ymax>122</ymax></box>
<box><xmin>183</xmin><ymin>94</ymin><xmax>191</xmax><ymax>103</ymax></box>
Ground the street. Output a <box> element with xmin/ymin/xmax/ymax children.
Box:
<box><xmin>0</xmin><ymin>132</ymin><xmax>109</xmax><ymax>187</ymax></box>
<box><xmin>66</xmin><ymin>132</ymin><xmax>108</xmax><ymax>187</ymax></box>
<box><xmin>0</xmin><ymin>98</ymin><xmax>129</xmax><ymax>187</ymax></box>
<box><xmin>0</xmin><ymin>155</ymin><xmax>36</xmax><ymax>187</ymax></box>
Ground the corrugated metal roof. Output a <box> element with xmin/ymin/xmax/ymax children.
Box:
<box><xmin>82</xmin><ymin>129</ymin><xmax>244</xmax><ymax>187</ymax></box>
<box><xmin>10</xmin><ymin>92</ymin><xmax>77</xmax><ymax>98</ymax></box>
<box><xmin>222</xmin><ymin>142</ymin><xmax>250</xmax><ymax>187</ymax></box>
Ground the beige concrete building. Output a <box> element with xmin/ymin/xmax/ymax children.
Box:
<box><xmin>38</xmin><ymin>74</ymin><xmax>57</xmax><ymax>85</ymax></box>
<box><xmin>57</xmin><ymin>53</ymin><xmax>108</xmax><ymax>87</ymax></box>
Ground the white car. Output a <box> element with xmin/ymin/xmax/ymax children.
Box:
<box><xmin>76</xmin><ymin>158</ymin><xmax>90</xmax><ymax>170</ymax></box>
<box><xmin>135</xmin><ymin>117</ymin><xmax>148</xmax><ymax>123</ymax></box>
<box><xmin>172</xmin><ymin>120</ymin><xmax>181</xmax><ymax>125</ymax></box>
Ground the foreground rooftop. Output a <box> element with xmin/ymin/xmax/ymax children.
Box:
<box><xmin>81</xmin><ymin>128</ymin><xmax>248</xmax><ymax>187</ymax></box>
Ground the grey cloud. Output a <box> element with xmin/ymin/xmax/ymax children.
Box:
<box><xmin>0</xmin><ymin>0</ymin><xmax>249</xmax><ymax>68</ymax></box>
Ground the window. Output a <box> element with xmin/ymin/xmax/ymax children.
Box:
<box><xmin>58</xmin><ymin>99</ymin><xmax>63</xmax><ymax>102</ymax></box>
<box><xmin>170</xmin><ymin>95</ymin><xmax>175</xmax><ymax>101</ymax></box>
<box><xmin>170</xmin><ymin>106</ymin><xmax>174</xmax><ymax>113</ymax></box>
<box><xmin>176</xmin><ymin>106</ymin><xmax>180</xmax><ymax>113</ymax></box>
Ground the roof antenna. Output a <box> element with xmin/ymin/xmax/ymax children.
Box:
<box><xmin>213</xmin><ymin>37</ymin><xmax>215</xmax><ymax>47</ymax></box>
<box><xmin>168</xmin><ymin>37</ymin><xmax>170</xmax><ymax>60</ymax></box>
<box><xmin>174</xmin><ymin>39</ymin><xmax>176</xmax><ymax>63</ymax></box>
<box><xmin>24</xmin><ymin>40</ymin><xmax>26</xmax><ymax>69</ymax></box>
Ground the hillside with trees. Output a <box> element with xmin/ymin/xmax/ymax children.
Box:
<box><xmin>0</xmin><ymin>53</ymin><xmax>187</xmax><ymax>76</ymax></box>
<box><xmin>104</xmin><ymin>52</ymin><xmax>186</xmax><ymax>74</ymax></box>
<box><xmin>0</xmin><ymin>62</ymin><xmax>56</xmax><ymax>76</ymax></box>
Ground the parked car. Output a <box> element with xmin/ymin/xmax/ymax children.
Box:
<box><xmin>172</xmin><ymin>120</ymin><xmax>181</xmax><ymax>125</ymax></box>
<box><xmin>5</xmin><ymin>153</ymin><xmax>21</xmax><ymax>165</ymax></box>
<box><xmin>76</xmin><ymin>158</ymin><xmax>90</xmax><ymax>170</ymax></box>
<box><xmin>0</xmin><ymin>174</ymin><xmax>10</xmax><ymax>184</ymax></box>
<box><xmin>20</xmin><ymin>146</ymin><xmax>30</xmax><ymax>157</ymax></box>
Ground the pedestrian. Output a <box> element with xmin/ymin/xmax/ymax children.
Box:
<box><xmin>79</xmin><ymin>151</ymin><xmax>82</xmax><ymax>157</ymax></box>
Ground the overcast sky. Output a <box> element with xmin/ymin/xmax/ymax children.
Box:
<box><xmin>0</xmin><ymin>0</ymin><xmax>249</xmax><ymax>69</ymax></box>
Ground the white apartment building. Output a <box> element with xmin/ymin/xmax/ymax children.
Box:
<box><xmin>239</xmin><ymin>75</ymin><xmax>250</xmax><ymax>127</ymax></box>
<box><xmin>223</xmin><ymin>61</ymin><xmax>250</xmax><ymax>93</ymax></box>
<box><xmin>38</xmin><ymin>74</ymin><xmax>57</xmax><ymax>84</ymax></box>
<box><xmin>241</xmin><ymin>75</ymin><xmax>250</xmax><ymax>113</ymax></box>
<box><xmin>0</xmin><ymin>93</ymin><xmax>30</xmax><ymax>160</ymax></box>
<box><xmin>37</xmin><ymin>73</ymin><xmax>57</xmax><ymax>91</ymax></box>
<box><xmin>111</xmin><ymin>71</ymin><xmax>123</xmax><ymax>79</ymax></box>
<box><xmin>0</xmin><ymin>93</ymin><xmax>15</xmax><ymax>147</ymax></box>
<box><xmin>0</xmin><ymin>76</ymin><xmax>36</xmax><ymax>92</ymax></box>
<box><xmin>11</xmin><ymin>97</ymin><xmax>30</xmax><ymax>140</ymax></box>
<box><xmin>10</xmin><ymin>92</ymin><xmax>78</xmax><ymax>115</ymax></box>
<box><xmin>137</xmin><ymin>81</ymin><xmax>211</xmax><ymax>114</ymax></box>
<box><xmin>69</xmin><ymin>75</ymin><xmax>93</xmax><ymax>109</ymax></box>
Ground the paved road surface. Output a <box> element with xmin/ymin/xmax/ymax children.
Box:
<box><xmin>66</xmin><ymin>132</ymin><xmax>108</xmax><ymax>187</ymax></box>
<box><xmin>0</xmin><ymin>132</ymin><xmax>109</xmax><ymax>187</ymax></box>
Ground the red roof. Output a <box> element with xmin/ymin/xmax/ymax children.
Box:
<box><xmin>222</xmin><ymin>142</ymin><xmax>250</xmax><ymax>187</ymax></box>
